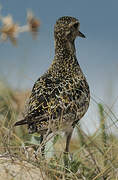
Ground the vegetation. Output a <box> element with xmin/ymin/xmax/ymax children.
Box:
<box><xmin>0</xmin><ymin>80</ymin><xmax>118</xmax><ymax>180</ymax></box>
<box><xmin>0</xmin><ymin>7</ymin><xmax>118</xmax><ymax>180</ymax></box>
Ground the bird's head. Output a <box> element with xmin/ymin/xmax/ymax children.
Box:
<box><xmin>54</xmin><ymin>16</ymin><xmax>86</xmax><ymax>43</ymax></box>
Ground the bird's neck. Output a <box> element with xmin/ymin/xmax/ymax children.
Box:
<box><xmin>48</xmin><ymin>38</ymin><xmax>80</xmax><ymax>75</ymax></box>
<box><xmin>54</xmin><ymin>38</ymin><xmax>76</xmax><ymax>59</ymax></box>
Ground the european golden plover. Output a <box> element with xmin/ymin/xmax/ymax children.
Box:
<box><xmin>14</xmin><ymin>16</ymin><xmax>90</xmax><ymax>154</ymax></box>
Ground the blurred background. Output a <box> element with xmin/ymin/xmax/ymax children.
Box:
<box><xmin>0</xmin><ymin>0</ymin><xmax>118</xmax><ymax>134</ymax></box>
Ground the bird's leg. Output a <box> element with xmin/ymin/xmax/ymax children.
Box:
<box><xmin>39</xmin><ymin>130</ymin><xmax>51</xmax><ymax>156</ymax></box>
<box><xmin>40</xmin><ymin>135</ymin><xmax>45</xmax><ymax>156</ymax></box>
<box><xmin>63</xmin><ymin>129</ymin><xmax>73</xmax><ymax>169</ymax></box>
<box><xmin>65</xmin><ymin>130</ymin><xmax>73</xmax><ymax>153</ymax></box>
<box><xmin>34</xmin><ymin>135</ymin><xmax>45</xmax><ymax>159</ymax></box>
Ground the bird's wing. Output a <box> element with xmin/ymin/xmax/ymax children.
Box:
<box><xmin>14</xmin><ymin>73</ymin><xmax>62</xmax><ymax>126</ymax></box>
<box><xmin>14</xmin><ymin>72</ymin><xmax>89</xmax><ymax>127</ymax></box>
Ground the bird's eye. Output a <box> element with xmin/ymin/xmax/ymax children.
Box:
<box><xmin>73</xmin><ymin>23</ymin><xmax>79</xmax><ymax>29</ymax></box>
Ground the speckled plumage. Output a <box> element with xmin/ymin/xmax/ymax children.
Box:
<box><xmin>15</xmin><ymin>16</ymin><xmax>90</xmax><ymax>153</ymax></box>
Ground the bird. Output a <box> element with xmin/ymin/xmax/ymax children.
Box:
<box><xmin>14</xmin><ymin>16</ymin><xmax>90</xmax><ymax>155</ymax></box>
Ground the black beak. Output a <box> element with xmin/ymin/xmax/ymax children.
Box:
<box><xmin>78</xmin><ymin>31</ymin><xmax>86</xmax><ymax>38</ymax></box>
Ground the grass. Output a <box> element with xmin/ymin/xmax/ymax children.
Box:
<box><xmin>0</xmin><ymin>80</ymin><xmax>118</xmax><ymax>180</ymax></box>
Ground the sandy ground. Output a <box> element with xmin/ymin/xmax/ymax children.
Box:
<box><xmin>0</xmin><ymin>157</ymin><xmax>46</xmax><ymax>180</ymax></box>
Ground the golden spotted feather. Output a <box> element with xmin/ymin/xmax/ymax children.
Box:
<box><xmin>14</xmin><ymin>16</ymin><xmax>90</xmax><ymax>146</ymax></box>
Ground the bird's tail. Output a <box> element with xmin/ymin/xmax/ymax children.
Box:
<box><xmin>14</xmin><ymin>118</ymin><xmax>28</xmax><ymax>126</ymax></box>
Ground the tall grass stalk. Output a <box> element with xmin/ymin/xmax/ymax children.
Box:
<box><xmin>0</xmin><ymin>81</ymin><xmax>118</xmax><ymax>179</ymax></box>
<box><xmin>98</xmin><ymin>103</ymin><xmax>108</xmax><ymax>168</ymax></box>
